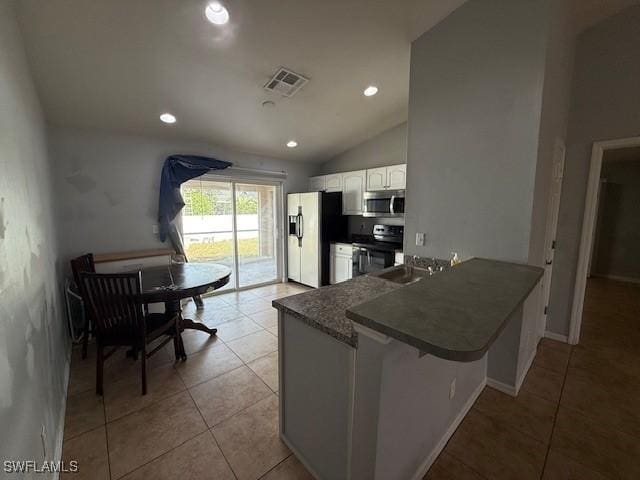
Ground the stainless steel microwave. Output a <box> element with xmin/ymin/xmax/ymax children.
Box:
<box><xmin>363</xmin><ymin>190</ymin><xmax>405</xmax><ymax>217</ymax></box>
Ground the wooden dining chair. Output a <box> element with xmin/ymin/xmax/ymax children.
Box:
<box><xmin>70</xmin><ymin>253</ymin><xmax>95</xmax><ymax>360</ymax></box>
<box><xmin>80</xmin><ymin>271</ymin><xmax>187</xmax><ymax>395</ymax></box>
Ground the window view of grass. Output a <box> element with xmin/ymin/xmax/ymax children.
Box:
<box><xmin>185</xmin><ymin>237</ymin><xmax>259</xmax><ymax>262</ymax></box>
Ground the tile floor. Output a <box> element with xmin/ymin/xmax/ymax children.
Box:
<box><xmin>62</xmin><ymin>278</ymin><xmax>639</xmax><ymax>480</ymax></box>
<box><xmin>425</xmin><ymin>277</ymin><xmax>640</xmax><ymax>480</ymax></box>
<box><xmin>60</xmin><ymin>281</ymin><xmax>314</xmax><ymax>480</ymax></box>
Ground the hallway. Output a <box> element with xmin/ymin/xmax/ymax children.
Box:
<box><xmin>426</xmin><ymin>277</ymin><xmax>640</xmax><ymax>479</ymax></box>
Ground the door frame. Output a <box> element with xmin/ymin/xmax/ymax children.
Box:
<box><xmin>568</xmin><ymin>135</ymin><xmax>640</xmax><ymax>344</ymax></box>
<box><xmin>540</xmin><ymin>138</ymin><xmax>566</xmax><ymax>340</ymax></box>
<box><xmin>182</xmin><ymin>173</ymin><xmax>286</xmax><ymax>293</ymax></box>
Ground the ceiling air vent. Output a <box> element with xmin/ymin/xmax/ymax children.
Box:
<box><xmin>264</xmin><ymin>67</ymin><xmax>309</xmax><ymax>97</ymax></box>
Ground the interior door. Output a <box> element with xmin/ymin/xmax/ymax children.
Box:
<box><xmin>300</xmin><ymin>192</ymin><xmax>320</xmax><ymax>287</ymax></box>
<box><xmin>540</xmin><ymin>140</ymin><xmax>566</xmax><ymax>337</ymax></box>
<box><xmin>287</xmin><ymin>193</ymin><xmax>301</xmax><ymax>282</ymax></box>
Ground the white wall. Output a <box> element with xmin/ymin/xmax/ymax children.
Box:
<box><xmin>405</xmin><ymin>0</ymin><xmax>568</xmax><ymax>386</ymax></box>
<box><xmin>49</xmin><ymin>127</ymin><xmax>316</xmax><ymax>265</ymax></box>
<box><xmin>547</xmin><ymin>5</ymin><xmax>640</xmax><ymax>336</ymax></box>
<box><xmin>0</xmin><ymin>0</ymin><xmax>67</xmax><ymax>467</ymax></box>
<box><xmin>318</xmin><ymin>122</ymin><xmax>407</xmax><ymax>174</ymax></box>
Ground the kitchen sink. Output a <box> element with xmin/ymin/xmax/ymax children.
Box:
<box><xmin>375</xmin><ymin>265</ymin><xmax>429</xmax><ymax>285</ymax></box>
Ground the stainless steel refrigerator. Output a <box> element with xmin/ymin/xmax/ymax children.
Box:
<box><xmin>287</xmin><ymin>191</ymin><xmax>345</xmax><ymax>288</ymax></box>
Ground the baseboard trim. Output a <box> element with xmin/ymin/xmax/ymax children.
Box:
<box><xmin>53</xmin><ymin>349</ymin><xmax>72</xmax><ymax>480</ymax></box>
<box><xmin>515</xmin><ymin>348</ymin><xmax>536</xmax><ymax>393</ymax></box>
<box><xmin>486</xmin><ymin>377</ymin><xmax>517</xmax><ymax>396</ymax></box>
<box><xmin>410</xmin><ymin>378</ymin><xmax>487</xmax><ymax>480</ymax></box>
<box><xmin>544</xmin><ymin>330</ymin><xmax>569</xmax><ymax>343</ymax></box>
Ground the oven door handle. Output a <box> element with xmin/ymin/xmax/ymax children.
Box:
<box><xmin>390</xmin><ymin>195</ymin><xmax>395</xmax><ymax>215</ymax></box>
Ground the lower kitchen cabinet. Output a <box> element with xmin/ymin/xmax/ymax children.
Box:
<box><xmin>330</xmin><ymin>243</ymin><xmax>353</xmax><ymax>284</ymax></box>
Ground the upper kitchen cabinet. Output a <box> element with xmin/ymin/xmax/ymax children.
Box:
<box><xmin>366</xmin><ymin>164</ymin><xmax>406</xmax><ymax>191</ymax></box>
<box><xmin>309</xmin><ymin>176</ymin><xmax>326</xmax><ymax>192</ymax></box>
<box><xmin>342</xmin><ymin>170</ymin><xmax>366</xmax><ymax>215</ymax></box>
<box><xmin>324</xmin><ymin>174</ymin><xmax>342</xmax><ymax>192</ymax></box>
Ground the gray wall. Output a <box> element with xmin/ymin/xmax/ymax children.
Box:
<box><xmin>50</xmin><ymin>127</ymin><xmax>316</xmax><ymax>264</ymax></box>
<box><xmin>547</xmin><ymin>5</ymin><xmax>640</xmax><ymax>336</ymax></box>
<box><xmin>405</xmin><ymin>0</ymin><xmax>550</xmax><ymax>264</ymax></box>
<box><xmin>318</xmin><ymin>122</ymin><xmax>407</xmax><ymax>174</ymax></box>
<box><xmin>592</xmin><ymin>159</ymin><xmax>640</xmax><ymax>280</ymax></box>
<box><xmin>0</xmin><ymin>1</ymin><xmax>67</xmax><ymax>468</ymax></box>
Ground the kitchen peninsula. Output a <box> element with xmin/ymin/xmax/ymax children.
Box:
<box><xmin>273</xmin><ymin>258</ymin><xmax>543</xmax><ymax>480</ymax></box>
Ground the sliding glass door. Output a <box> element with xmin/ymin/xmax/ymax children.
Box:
<box><xmin>181</xmin><ymin>177</ymin><xmax>282</xmax><ymax>292</ymax></box>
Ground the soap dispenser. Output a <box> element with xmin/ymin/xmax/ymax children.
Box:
<box><xmin>450</xmin><ymin>252</ymin><xmax>461</xmax><ymax>267</ymax></box>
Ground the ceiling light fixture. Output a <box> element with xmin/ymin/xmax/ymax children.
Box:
<box><xmin>363</xmin><ymin>85</ymin><xmax>378</xmax><ymax>97</ymax></box>
<box><xmin>286</xmin><ymin>140</ymin><xmax>298</xmax><ymax>148</ymax></box>
<box><xmin>205</xmin><ymin>2</ymin><xmax>230</xmax><ymax>25</ymax></box>
<box><xmin>160</xmin><ymin>113</ymin><xmax>177</xmax><ymax>124</ymax></box>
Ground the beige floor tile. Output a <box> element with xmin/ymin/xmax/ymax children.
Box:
<box><xmin>104</xmin><ymin>363</ymin><xmax>186</xmax><ymax>422</ymax></box>
<box><xmin>176</xmin><ymin>343</ymin><xmax>243</xmax><ymax>388</ymax></box>
<box><xmin>445</xmin><ymin>409</ymin><xmax>547</xmax><ymax>480</ymax></box>
<box><xmin>261</xmin><ymin>455</ymin><xmax>314</xmax><ymax>480</ymax></box>
<box><xmin>120</xmin><ymin>431</ymin><xmax>234</xmax><ymax>480</ymax></box>
<box><xmin>189</xmin><ymin>366</ymin><xmax>272</xmax><ymax>427</ymax></box>
<box><xmin>250</xmin><ymin>309</ymin><xmax>278</xmax><ymax>329</ymax></box>
<box><xmin>63</xmin><ymin>389</ymin><xmax>105</xmax><ymax>440</ymax></box>
<box><xmin>212</xmin><ymin>394</ymin><xmax>290</xmax><ymax>480</ymax></box>
<box><xmin>60</xmin><ymin>426</ymin><xmax>109</xmax><ymax>480</ymax></box>
<box><xmin>226</xmin><ymin>330</ymin><xmax>278</xmax><ymax>363</ymax></box>
<box><xmin>474</xmin><ymin>387</ymin><xmax>556</xmax><ymax>443</ymax></box>
<box><xmin>180</xmin><ymin>330</ymin><xmax>224</xmax><ymax>355</ymax></box>
<box><xmin>216</xmin><ymin>316</ymin><xmax>264</xmax><ymax>342</ymax></box>
<box><xmin>236</xmin><ymin>298</ymin><xmax>273</xmax><ymax>315</ymax></box>
<box><xmin>551</xmin><ymin>405</ymin><xmax>640</xmax><ymax>479</ymax></box>
<box><xmin>107</xmin><ymin>391</ymin><xmax>207</xmax><ymax>479</ymax></box>
<box><xmin>542</xmin><ymin>450</ymin><xmax>611</xmax><ymax>480</ymax></box>
<box><xmin>424</xmin><ymin>452</ymin><xmax>485</xmax><ymax>480</ymax></box>
<box><xmin>521</xmin><ymin>364</ymin><xmax>565</xmax><ymax>404</ymax></box>
<box><xmin>219</xmin><ymin>290</ymin><xmax>261</xmax><ymax>305</ymax></box>
<box><xmin>192</xmin><ymin>305</ymin><xmax>246</xmax><ymax>327</ymax></box>
<box><xmin>267</xmin><ymin>326</ymin><xmax>279</xmax><ymax>337</ymax></box>
<box><xmin>249</xmin><ymin>284</ymin><xmax>282</xmax><ymax>298</ymax></box>
<box><xmin>560</xmin><ymin>371</ymin><xmax>640</xmax><ymax>439</ymax></box>
<box><xmin>247</xmin><ymin>351</ymin><xmax>278</xmax><ymax>392</ymax></box>
<box><xmin>533</xmin><ymin>340</ymin><xmax>571</xmax><ymax>374</ymax></box>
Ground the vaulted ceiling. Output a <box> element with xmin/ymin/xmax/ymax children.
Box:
<box><xmin>16</xmin><ymin>0</ymin><xmax>639</xmax><ymax>163</ymax></box>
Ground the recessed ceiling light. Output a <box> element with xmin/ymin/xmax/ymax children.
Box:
<box><xmin>205</xmin><ymin>2</ymin><xmax>229</xmax><ymax>25</ymax></box>
<box><xmin>363</xmin><ymin>85</ymin><xmax>378</xmax><ymax>97</ymax></box>
<box><xmin>160</xmin><ymin>113</ymin><xmax>176</xmax><ymax>124</ymax></box>
<box><xmin>286</xmin><ymin>140</ymin><xmax>298</xmax><ymax>148</ymax></box>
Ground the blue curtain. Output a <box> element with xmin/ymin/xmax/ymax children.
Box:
<box><xmin>158</xmin><ymin>155</ymin><xmax>232</xmax><ymax>242</ymax></box>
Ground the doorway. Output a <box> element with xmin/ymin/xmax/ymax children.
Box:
<box><xmin>180</xmin><ymin>176</ymin><xmax>283</xmax><ymax>292</ymax></box>
<box><xmin>569</xmin><ymin>136</ymin><xmax>640</xmax><ymax>344</ymax></box>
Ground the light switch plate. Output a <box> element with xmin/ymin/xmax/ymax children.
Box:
<box><xmin>415</xmin><ymin>232</ymin><xmax>426</xmax><ymax>246</ymax></box>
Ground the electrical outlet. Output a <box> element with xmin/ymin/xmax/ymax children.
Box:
<box><xmin>152</xmin><ymin>224</ymin><xmax>159</xmax><ymax>234</ymax></box>
<box><xmin>415</xmin><ymin>232</ymin><xmax>426</xmax><ymax>246</ymax></box>
<box><xmin>41</xmin><ymin>425</ymin><xmax>47</xmax><ymax>459</ymax></box>
<box><xmin>449</xmin><ymin>378</ymin><xmax>456</xmax><ymax>400</ymax></box>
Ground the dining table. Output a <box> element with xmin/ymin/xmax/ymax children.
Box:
<box><xmin>138</xmin><ymin>262</ymin><xmax>231</xmax><ymax>336</ymax></box>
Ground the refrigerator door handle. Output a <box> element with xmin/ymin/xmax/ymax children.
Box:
<box><xmin>298</xmin><ymin>214</ymin><xmax>304</xmax><ymax>240</ymax></box>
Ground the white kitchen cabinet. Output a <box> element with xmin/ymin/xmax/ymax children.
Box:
<box><xmin>387</xmin><ymin>164</ymin><xmax>406</xmax><ymax>190</ymax></box>
<box><xmin>324</xmin><ymin>174</ymin><xmax>342</xmax><ymax>192</ymax></box>
<box><xmin>330</xmin><ymin>243</ymin><xmax>353</xmax><ymax>284</ymax></box>
<box><xmin>308</xmin><ymin>176</ymin><xmax>326</xmax><ymax>192</ymax></box>
<box><xmin>366</xmin><ymin>164</ymin><xmax>406</xmax><ymax>191</ymax></box>
<box><xmin>341</xmin><ymin>170</ymin><xmax>366</xmax><ymax>215</ymax></box>
<box><xmin>366</xmin><ymin>167</ymin><xmax>387</xmax><ymax>191</ymax></box>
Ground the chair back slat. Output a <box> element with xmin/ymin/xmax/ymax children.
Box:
<box><xmin>80</xmin><ymin>272</ymin><xmax>145</xmax><ymax>342</ymax></box>
<box><xmin>70</xmin><ymin>254</ymin><xmax>95</xmax><ymax>289</ymax></box>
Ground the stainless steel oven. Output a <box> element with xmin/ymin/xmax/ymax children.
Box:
<box><xmin>363</xmin><ymin>190</ymin><xmax>405</xmax><ymax>217</ymax></box>
<box><xmin>351</xmin><ymin>225</ymin><xmax>403</xmax><ymax>276</ymax></box>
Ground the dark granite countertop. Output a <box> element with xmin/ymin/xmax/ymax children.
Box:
<box><xmin>272</xmin><ymin>274</ymin><xmax>402</xmax><ymax>347</ymax></box>
<box><xmin>346</xmin><ymin>258</ymin><xmax>543</xmax><ymax>361</ymax></box>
